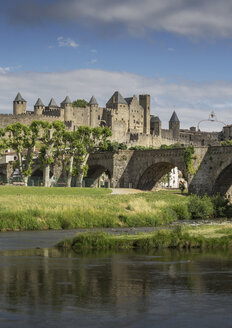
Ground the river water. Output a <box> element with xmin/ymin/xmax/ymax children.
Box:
<box><xmin>0</xmin><ymin>230</ymin><xmax>232</xmax><ymax>328</ymax></box>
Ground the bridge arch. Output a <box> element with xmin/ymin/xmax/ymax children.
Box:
<box><xmin>136</xmin><ymin>161</ymin><xmax>187</xmax><ymax>191</ymax></box>
<box><xmin>212</xmin><ymin>161</ymin><xmax>232</xmax><ymax>196</ymax></box>
<box><xmin>85</xmin><ymin>164</ymin><xmax>112</xmax><ymax>187</ymax></box>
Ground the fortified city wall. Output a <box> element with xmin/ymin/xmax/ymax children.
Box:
<box><xmin>0</xmin><ymin>91</ymin><xmax>228</xmax><ymax>147</ymax></box>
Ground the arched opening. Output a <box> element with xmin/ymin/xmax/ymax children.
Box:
<box><xmin>84</xmin><ymin>165</ymin><xmax>111</xmax><ymax>188</ymax></box>
<box><xmin>212</xmin><ymin>163</ymin><xmax>232</xmax><ymax>197</ymax></box>
<box><xmin>137</xmin><ymin>162</ymin><xmax>187</xmax><ymax>191</ymax></box>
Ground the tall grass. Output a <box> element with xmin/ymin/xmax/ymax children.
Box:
<box><xmin>0</xmin><ymin>186</ymin><xmax>231</xmax><ymax>231</ymax></box>
<box><xmin>56</xmin><ymin>226</ymin><xmax>232</xmax><ymax>252</ymax></box>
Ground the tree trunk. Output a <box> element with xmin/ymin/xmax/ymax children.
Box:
<box><xmin>43</xmin><ymin>164</ymin><xmax>50</xmax><ymax>187</ymax></box>
<box><xmin>66</xmin><ymin>155</ymin><xmax>74</xmax><ymax>188</ymax></box>
<box><xmin>17</xmin><ymin>152</ymin><xmax>23</xmax><ymax>181</ymax></box>
<box><xmin>23</xmin><ymin>175</ymin><xmax>28</xmax><ymax>187</ymax></box>
<box><xmin>76</xmin><ymin>154</ymin><xmax>89</xmax><ymax>188</ymax></box>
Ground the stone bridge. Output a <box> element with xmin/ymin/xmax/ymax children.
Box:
<box><xmin>87</xmin><ymin>146</ymin><xmax>232</xmax><ymax>196</ymax></box>
<box><xmin>1</xmin><ymin>146</ymin><xmax>232</xmax><ymax>196</ymax></box>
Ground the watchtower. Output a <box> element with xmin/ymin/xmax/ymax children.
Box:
<box><xmin>139</xmin><ymin>94</ymin><xmax>150</xmax><ymax>134</ymax></box>
<box><xmin>34</xmin><ymin>98</ymin><xmax>45</xmax><ymax>115</ymax></box>
<box><xmin>169</xmin><ymin>111</ymin><xmax>180</xmax><ymax>139</ymax></box>
<box><xmin>88</xmin><ymin>96</ymin><xmax>98</xmax><ymax>127</ymax></box>
<box><xmin>61</xmin><ymin>96</ymin><xmax>73</xmax><ymax>121</ymax></box>
<box><xmin>13</xmin><ymin>92</ymin><xmax>27</xmax><ymax>115</ymax></box>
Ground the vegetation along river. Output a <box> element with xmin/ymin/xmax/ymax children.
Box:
<box><xmin>0</xmin><ymin>230</ymin><xmax>232</xmax><ymax>327</ymax></box>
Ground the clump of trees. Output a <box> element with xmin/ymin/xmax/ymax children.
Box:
<box><xmin>0</xmin><ymin>121</ymin><xmax>111</xmax><ymax>187</ymax></box>
<box><xmin>72</xmin><ymin>99</ymin><xmax>88</xmax><ymax>108</ymax></box>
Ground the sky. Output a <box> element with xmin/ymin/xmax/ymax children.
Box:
<box><xmin>1</xmin><ymin>0</ymin><xmax>232</xmax><ymax>130</ymax></box>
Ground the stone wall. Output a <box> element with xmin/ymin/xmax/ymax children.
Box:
<box><xmin>0</xmin><ymin>113</ymin><xmax>58</xmax><ymax>129</ymax></box>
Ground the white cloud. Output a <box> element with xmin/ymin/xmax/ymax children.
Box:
<box><xmin>168</xmin><ymin>48</ymin><xmax>175</xmax><ymax>52</ymax></box>
<box><xmin>0</xmin><ymin>67</ymin><xmax>11</xmax><ymax>74</ymax></box>
<box><xmin>0</xmin><ymin>68</ymin><xmax>232</xmax><ymax>131</ymax></box>
<box><xmin>57</xmin><ymin>36</ymin><xmax>79</xmax><ymax>48</ymax></box>
<box><xmin>90</xmin><ymin>49</ymin><xmax>97</xmax><ymax>53</ymax></box>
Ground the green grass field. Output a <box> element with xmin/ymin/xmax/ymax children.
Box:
<box><xmin>0</xmin><ymin>186</ymin><xmax>188</xmax><ymax>231</ymax></box>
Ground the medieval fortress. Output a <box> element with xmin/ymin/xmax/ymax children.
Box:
<box><xmin>0</xmin><ymin>91</ymin><xmax>229</xmax><ymax>147</ymax></box>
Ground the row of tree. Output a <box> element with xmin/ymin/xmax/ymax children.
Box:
<box><xmin>0</xmin><ymin>121</ymin><xmax>112</xmax><ymax>187</ymax></box>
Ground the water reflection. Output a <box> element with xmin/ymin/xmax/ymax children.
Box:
<box><xmin>0</xmin><ymin>248</ymin><xmax>232</xmax><ymax>327</ymax></box>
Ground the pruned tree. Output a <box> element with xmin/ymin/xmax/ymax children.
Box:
<box><xmin>39</xmin><ymin>121</ymin><xmax>66</xmax><ymax>187</ymax></box>
<box><xmin>73</xmin><ymin>126</ymin><xmax>112</xmax><ymax>187</ymax></box>
<box><xmin>5</xmin><ymin>122</ymin><xmax>42</xmax><ymax>186</ymax></box>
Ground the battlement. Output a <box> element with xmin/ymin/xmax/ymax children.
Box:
<box><xmin>43</xmin><ymin>108</ymin><xmax>61</xmax><ymax>117</ymax></box>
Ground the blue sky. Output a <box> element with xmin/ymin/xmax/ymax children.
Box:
<box><xmin>1</xmin><ymin>0</ymin><xmax>232</xmax><ymax>130</ymax></box>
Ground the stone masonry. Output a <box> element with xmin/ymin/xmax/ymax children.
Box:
<box><xmin>0</xmin><ymin>91</ymin><xmax>226</xmax><ymax>148</ymax></box>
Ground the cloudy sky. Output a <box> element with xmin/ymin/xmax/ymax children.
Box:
<box><xmin>1</xmin><ymin>0</ymin><xmax>232</xmax><ymax>130</ymax></box>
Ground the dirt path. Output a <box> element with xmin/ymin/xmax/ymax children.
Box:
<box><xmin>110</xmin><ymin>188</ymin><xmax>145</xmax><ymax>195</ymax></box>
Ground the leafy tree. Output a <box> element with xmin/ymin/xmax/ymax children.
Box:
<box><xmin>39</xmin><ymin>121</ymin><xmax>66</xmax><ymax>187</ymax></box>
<box><xmin>73</xmin><ymin>126</ymin><xmax>112</xmax><ymax>187</ymax></box>
<box><xmin>99</xmin><ymin>140</ymin><xmax>127</xmax><ymax>152</ymax></box>
<box><xmin>5</xmin><ymin>122</ymin><xmax>42</xmax><ymax>186</ymax></box>
<box><xmin>0</xmin><ymin>128</ymin><xmax>7</xmax><ymax>157</ymax></box>
<box><xmin>72</xmin><ymin>99</ymin><xmax>88</xmax><ymax>108</ymax></box>
<box><xmin>61</xmin><ymin>130</ymin><xmax>85</xmax><ymax>187</ymax></box>
<box><xmin>221</xmin><ymin>139</ymin><xmax>232</xmax><ymax>146</ymax></box>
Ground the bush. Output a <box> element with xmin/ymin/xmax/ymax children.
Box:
<box><xmin>211</xmin><ymin>194</ymin><xmax>232</xmax><ymax>218</ymax></box>
<box><xmin>188</xmin><ymin>195</ymin><xmax>214</xmax><ymax>220</ymax></box>
<box><xmin>171</xmin><ymin>203</ymin><xmax>190</xmax><ymax>220</ymax></box>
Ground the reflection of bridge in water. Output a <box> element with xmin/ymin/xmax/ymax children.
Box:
<box><xmin>1</xmin><ymin>146</ymin><xmax>232</xmax><ymax>196</ymax></box>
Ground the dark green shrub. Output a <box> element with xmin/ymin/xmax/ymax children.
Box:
<box><xmin>188</xmin><ymin>195</ymin><xmax>214</xmax><ymax>220</ymax></box>
<box><xmin>171</xmin><ymin>203</ymin><xmax>190</xmax><ymax>220</ymax></box>
<box><xmin>211</xmin><ymin>194</ymin><xmax>232</xmax><ymax>218</ymax></box>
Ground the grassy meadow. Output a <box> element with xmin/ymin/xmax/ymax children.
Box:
<box><xmin>56</xmin><ymin>224</ymin><xmax>232</xmax><ymax>252</ymax></box>
<box><xmin>0</xmin><ymin>186</ymin><xmax>189</xmax><ymax>231</ymax></box>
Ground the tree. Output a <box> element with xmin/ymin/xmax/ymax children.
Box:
<box><xmin>72</xmin><ymin>99</ymin><xmax>88</xmax><ymax>108</ymax></box>
<box><xmin>73</xmin><ymin>126</ymin><xmax>112</xmax><ymax>187</ymax></box>
<box><xmin>61</xmin><ymin>130</ymin><xmax>83</xmax><ymax>187</ymax></box>
<box><xmin>39</xmin><ymin>121</ymin><xmax>66</xmax><ymax>187</ymax></box>
<box><xmin>5</xmin><ymin>122</ymin><xmax>42</xmax><ymax>186</ymax></box>
<box><xmin>0</xmin><ymin>128</ymin><xmax>7</xmax><ymax>156</ymax></box>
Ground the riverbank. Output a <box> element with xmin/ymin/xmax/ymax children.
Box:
<box><xmin>56</xmin><ymin>224</ymin><xmax>232</xmax><ymax>252</ymax></box>
<box><xmin>0</xmin><ymin>186</ymin><xmax>231</xmax><ymax>231</ymax></box>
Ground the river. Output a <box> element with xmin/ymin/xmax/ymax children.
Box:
<box><xmin>0</xmin><ymin>230</ymin><xmax>232</xmax><ymax>327</ymax></box>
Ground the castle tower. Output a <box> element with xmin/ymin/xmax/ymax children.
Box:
<box><xmin>106</xmin><ymin>91</ymin><xmax>128</xmax><ymax>110</ymax></box>
<box><xmin>48</xmin><ymin>98</ymin><xmax>58</xmax><ymax>109</ymax></box>
<box><xmin>88</xmin><ymin>96</ymin><xmax>98</xmax><ymax>127</ymax></box>
<box><xmin>169</xmin><ymin>111</ymin><xmax>180</xmax><ymax>139</ymax></box>
<box><xmin>139</xmin><ymin>94</ymin><xmax>150</xmax><ymax>134</ymax></box>
<box><xmin>150</xmin><ymin>116</ymin><xmax>161</xmax><ymax>136</ymax></box>
<box><xmin>34</xmin><ymin>98</ymin><xmax>45</xmax><ymax>116</ymax></box>
<box><xmin>61</xmin><ymin>96</ymin><xmax>73</xmax><ymax>121</ymax></box>
<box><xmin>13</xmin><ymin>92</ymin><xmax>27</xmax><ymax>115</ymax></box>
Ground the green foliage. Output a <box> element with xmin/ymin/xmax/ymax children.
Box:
<box><xmin>184</xmin><ymin>146</ymin><xmax>195</xmax><ymax>175</ymax></box>
<box><xmin>171</xmin><ymin>203</ymin><xmax>190</xmax><ymax>220</ymax></box>
<box><xmin>56</xmin><ymin>229</ymin><xmax>232</xmax><ymax>252</ymax></box>
<box><xmin>188</xmin><ymin>194</ymin><xmax>214</xmax><ymax>220</ymax></box>
<box><xmin>99</xmin><ymin>140</ymin><xmax>127</xmax><ymax>152</ymax></box>
<box><xmin>211</xmin><ymin>194</ymin><xmax>232</xmax><ymax>218</ymax></box>
<box><xmin>221</xmin><ymin>139</ymin><xmax>232</xmax><ymax>146</ymax></box>
<box><xmin>160</xmin><ymin>143</ymin><xmax>183</xmax><ymax>149</ymax></box>
<box><xmin>129</xmin><ymin>145</ymin><xmax>148</xmax><ymax>150</ymax></box>
<box><xmin>72</xmin><ymin>99</ymin><xmax>88</xmax><ymax>108</ymax></box>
